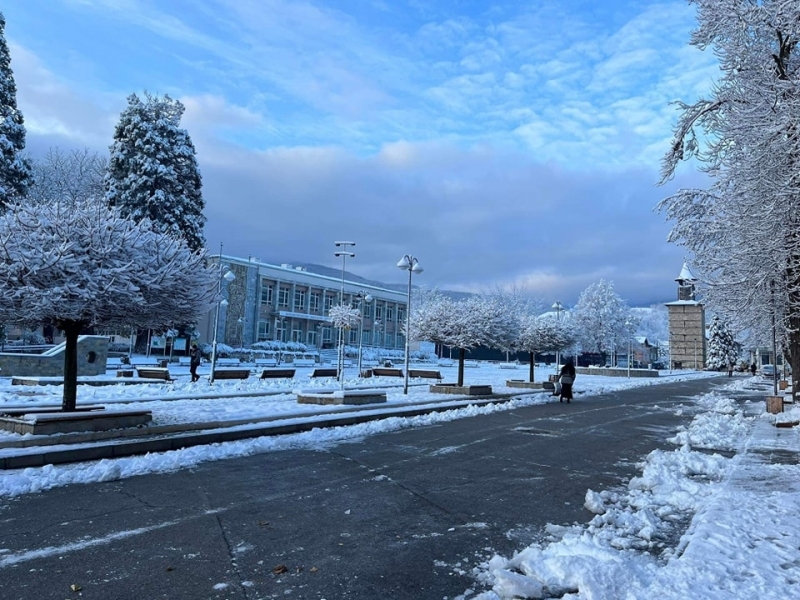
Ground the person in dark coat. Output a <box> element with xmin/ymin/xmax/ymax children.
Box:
<box><xmin>189</xmin><ymin>344</ymin><xmax>202</xmax><ymax>382</ymax></box>
<box><xmin>750</xmin><ymin>362</ymin><xmax>757</xmax><ymax>376</ymax></box>
<box><xmin>559</xmin><ymin>360</ymin><xmax>576</xmax><ymax>403</ymax></box>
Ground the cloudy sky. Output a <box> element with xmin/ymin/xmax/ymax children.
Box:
<box><xmin>3</xmin><ymin>0</ymin><xmax>717</xmax><ymax>307</ymax></box>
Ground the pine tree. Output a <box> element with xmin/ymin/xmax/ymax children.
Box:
<box><xmin>105</xmin><ymin>92</ymin><xmax>206</xmax><ymax>251</ymax></box>
<box><xmin>706</xmin><ymin>316</ymin><xmax>739</xmax><ymax>372</ymax></box>
<box><xmin>0</xmin><ymin>12</ymin><xmax>32</xmax><ymax>208</ymax></box>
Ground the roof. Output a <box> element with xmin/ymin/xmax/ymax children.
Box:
<box><xmin>676</xmin><ymin>262</ymin><xmax>697</xmax><ymax>283</ymax></box>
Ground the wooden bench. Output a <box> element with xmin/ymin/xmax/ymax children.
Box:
<box><xmin>372</xmin><ymin>367</ymin><xmax>404</xmax><ymax>378</ymax></box>
<box><xmin>260</xmin><ymin>368</ymin><xmax>296</xmax><ymax>379</ymax></box>
<box><xmin>291</xmin><ymin>358</ymin><xmax>317</xmax><ymax>367</ymax></box>
<box><xmin>255</xmin><ymin>358</ymin><xmax>278</xmax><ymax>368</ymax></box>
<box><xmin>136</xmin><ymin>367</ymin><xmax>172</xmax><ymax>381</ymax></box>
<box><xmin>213</xmin><ymin>368</ymin><xmax>250</xmax><ymax>380</ymax></box>
<box><xmin>408</xmin><ymin>369</ymin><xmax>442</xmax><ymax>380</ymax></box>
<box><xmin>216</xmin><ymin>358</ymin><xmax>241</xmax><ymax>367</ymax></box>
<box><xmin>116</xmin><ymin>369</ymin><xmax>135</xmax><ymax>378</ymax></box>
<box><xmin>310</xmin><ymin>368</ymin><xmax>338</xmax><ymax>378</ymax></box>
<box><xmin>0</xmin><ymin>404</ymin><xmax>105</xmax><ymax>416</ymax></box>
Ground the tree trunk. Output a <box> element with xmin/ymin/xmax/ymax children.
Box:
<box><xmin>529</xmin><ymin>351</ymin><xmax>535</xmax><ymax>382</ymax></box>
<box><xmin>60</xmin><ymin>321</ymin><xmax>82</xmax><ymax>411</ymax></box>
<box><xmin>457</xmin><ymin>347</ymin><xmax>465</xmax><ymax>387</ymax></box>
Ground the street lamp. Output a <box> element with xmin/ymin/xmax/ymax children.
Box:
<box><xmin>334</xmin><ymin>241</ymin><xmax>355</xmax><ymax>382</ymax></box>
<box><xmin>355</xmin><ymin>291</ymin><xmax>373</xmax><ymax>375</ymax></box>
<box><xmin>397</xmin><ymin>254</ymin><xmax>423</xmax><ymax>394</ymax></box>
<box><xmin>625</xmin><ymin>320</ymin><xmax>632</xmax><ymax>378</ymax></box>
<box><xmin>210</xmin><ymin>248</ymin><xmax>236</xmax><ymax>384</ymax></box>
<box><xmin>552</xmin><ymin>301</ymin><xmax>563</xmax><ymax>373</ymax></box>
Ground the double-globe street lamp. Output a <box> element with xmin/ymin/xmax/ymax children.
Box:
<box><xmin>334</xmin><ymin>241</ymin><xmax>355</xmax><ymax>381</ymax></box>
<box><xmin>552</xmin><ymin>301</ymin><xmax>563</xmax><ymax>373</ymax></box>
<box><xmin>210</xmin><ymin>244</ymin><xmax>236</xmax><ymax>384</ymax></box>
<box><xmin>397</xmin><ymin>254</ymin><xmax>423</xmax><ymax>395</ymax></box>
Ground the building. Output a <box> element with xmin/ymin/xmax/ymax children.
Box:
<box><xmin>198</xmin><ymin>256</ymin><xmax>409</xmax><ymax>352</ymax></box>
<box><xmin>666</xmin><ymin>262</ymin><xmax>706</xmax><ymax>369</ymax></box>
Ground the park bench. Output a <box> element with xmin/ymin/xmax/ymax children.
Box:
<box><xmin>408</xmin><ymin>369</ymin><xmax>442</xmax><ymax>380</ymax></box>
<box><xmin>213</xmin><ymin>368</ymin><xmax>250</xmax><ymax>380</ymax></box>
<box><xmin>0</xmin><ymin>404</ymin><xmax>105</xmax><ymax>416</ymax></box>
<box><xmin>260</xmin><ymin>368</ymin><xmax>296</xmax><ymax>379</ymax></box>
<box><xmin>216</xmin><ymin>358</ymin><xmax>241</xmax><ymax>367</ymax></box>
<box><xmin>136</xmin><ymin>367</ymin><xmax>172</xmax><ymax>381</ymax></box>
<box><xmin>310</xmin><ymin>368</ymin><xmax>338</xmax><ymax>378</ymax></box>
<box><xmin>372</xmin><ymin>367</ymin><xmax>404</xmax><ymax>378</ymax></box>
<box><xmin>291</xmin><ymin>358</ymin><xmax>317</xmax><ymax>367</ymax></box>
<box><xmin>254</xmin><ymin>358</ymin><xmax>278</xmax><ymax>368</ymax></box>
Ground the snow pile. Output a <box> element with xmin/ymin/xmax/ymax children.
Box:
<box><xmin>468</xmin><ymin>383</ymin><xmax>772</xmax><ymax>599</ymax></box>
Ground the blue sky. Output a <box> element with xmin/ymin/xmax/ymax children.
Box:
<box><xmin>3</xmin><ymin>0</ymin><xmax>717</xmax><ymax>306</ymax></box>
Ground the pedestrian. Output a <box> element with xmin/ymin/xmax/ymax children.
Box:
<box><xmin>559</xmin><ymin>359</ymin><xmax>576</xmax><ymax>404</ymax></box>
<box><xmin>189</xmin><ymin>343</ymin><xmax>202</xmax><ymax>382</ymax></box>
<box><xmin>750</xmin><ymin>362</ymin><xmax>757</xmax><ymax>377</ymax></box>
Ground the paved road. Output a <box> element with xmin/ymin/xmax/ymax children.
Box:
<box><xmin>0</xmin><ymin>377</ymin><xmax>732</xmax><ymax>599</ymax></box>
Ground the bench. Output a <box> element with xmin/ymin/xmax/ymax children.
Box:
<box><xmin>0</xmin><ymin>404</ymin><xmax>105</xmax><ymax>416</ymax></box>
<box><xmin>408</xmin><ymin>369</ymin><xmax>442</xmax><ymax>380</ymax></box>
<box><xmin>372</xmin><ymin>367</ymin><xmax>404</xmax><ymax>378</ymax></box>
<box><xmin>136</xmin><ymin>367</ymin><xmax>172</xmax><ymax>381</ymax></box>
<box><xmin>216</xmin><ymin>358</ymin><xmax>241</xmax><ymax>367</ymax></box>
<box><xmin>255</xmin><ymin>358</ymin><xmax>278</xmax><ymax>368</ymax></box>
<box><xmin>116</xmin><ymin>369</ymin><xmax>135</xmax><ymax>378</ymax></box>
<box><xmin>213</xmin><ymin>368</ymin><xmax>250</xmax><ymax>380</ymax></box>
<box><xmin>260</xmin><ymin>368</ymin><xmax>296</xmax><ymax>379</ymax></box>
<box><xmin>310</xmin><ymin>368</ymin><xmax>338</xmax><ymax>378</ymax></box>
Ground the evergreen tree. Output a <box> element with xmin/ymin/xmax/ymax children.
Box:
<box><xmin>706</xmin><ymin>316</ymin><xmax>739</xmax><ymax>372</ymax></box>
<box><xmin>105</xmin><ymin>92</ymin><xmax>206</xmax><ymax>251</ymax></box>
<box><xmin>0</xmin><ymin>12</ymin><xmax>32</xmax><ymax>208</ymax></box>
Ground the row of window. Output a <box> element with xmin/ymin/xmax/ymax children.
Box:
<box><xmin>260</xmin><ymin>281</ymin><xmax>405</xmax><ymax>322</ymax></box>
<box><xmin>255</xmin><ymin>320</ymin><xmax>403</xmax><ymax>346</ymax></box>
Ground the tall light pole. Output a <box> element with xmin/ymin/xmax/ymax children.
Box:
<box><xmin>355</xmin><ymin>291</ymin><xmax>373</xmax><ymax>375</ymax></box>
<box><xmin>625</xmin><ymin>319</ymin><xmax>632</xmax><ymax>378</ymax></box>
<box><xmin>334</xmin><ymin>241</ymin><xmax>355</xmax><ymax>382</ymax></box>
<box><xmin>552</xmin><ymin>301</ymin><xmax>563</xmax><ymax>373</ymax></box>
<box><xmin>397</xmin><ymin>254</ymin><xmax>423</xmax><ymax>394</ymax></box>
<box><xmin>210</xmin><ymin>244</ymin><xmax>236</xmax><ymax>384</ymax></box>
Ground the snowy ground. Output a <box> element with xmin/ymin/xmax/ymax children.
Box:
<box><xmin>0</xmin><ymin>362</ymin><xmax>796</xmax><ymax>599</ymax></box>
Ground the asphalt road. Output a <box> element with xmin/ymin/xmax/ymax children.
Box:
<box><xmin>0</xmin><ymin>376</ymin><xmax>732</xmax><ymax>600</ymax></box>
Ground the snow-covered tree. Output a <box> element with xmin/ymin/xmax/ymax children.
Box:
<box><xmin>411</xmin><ymin>293</ymin><xmax>517</xmax><ymax>386</ymax></box>
<box><xmin>0</xmin><ymin>199</ymin><xmax>218</xmax><ymax>411</ymax></box>
<box><xmin>105</xmin><ymin>92</ymin><xmax>206</xmax><ymax>251</ymax></box>
<box><xmin>0</xmin><ymin>12</ymin><xmax>31</xmax><ymax>207</ymax></box>
<box><xmin>328</xmin><ymin>304</ymin><xmax>362</xmax><ymax>331</ymax></box>
<box><xmin>29</xmin><ymin>148</ymin><xmax>107</xmax><ymax>206</ymax></box>
<box><xmin>658</xmin><ymin>1</ymin><xmax>800</xmax><ymax>394</ymax></box>
<box><xmin>517</xmin><ymin>314</ymin><xmax>577</xmax><ymax>382</ymax></box>
<box><xmin>573</xmin><ymin>280</ymin><xmax>633</xmax><ymax>364</ymax></box>
<box><xmin>706</xmin><ymin>316</ymin><xmax>739</xmax><ymax>372</ymax></box>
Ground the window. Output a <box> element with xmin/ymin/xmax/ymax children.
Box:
<box><xmin>294</xmin><ymin>290</ymin><xmax>306</xmax><ymax>311</ymax></box>
<box><xmin>386</xmin><ymin>307</ymin><xmax>394</xmax><ymax>322</ymax></box>
<box><xmin>375</xmin><ymin>305</ymin><xmax>383</xmax><ymax>321</ymax></box>
<box><xmin>324</xmin><ymin>295</ymin><xmax>334</xmax><ymax>312</ymax></box>
<box><xmin>322</xmin><ymin>326</ymin><xmax>332</xmax><ymax>343</ymax></box>
<box><xmin>278</xmin><ymin>287</ymin><xmax>289</xmax><ymax>308</ymax></box>
<box><xmin>349</xmin><ymin>329</ymin><xmax>358</xmax><ymax>344</ymax></box>
<box><xmin>397</xmin><ymin>307</ymin><xmax>406</xmax><ymax>322</ymax></box>
<box><xmin>307</xmin><ymin>330</ymin><xmax>317</xmax><ymax>346</ymax></box>
<box><xmin>292</xmin><ymin>327</ymin><xmax>303</xmax><ymax>343</ymax></box>
<box><xmin>310</xmin><ymin>292</ymin><xmax>320</xmax><ymax>312</ymax></box>
<box><xmin>257</xmin><ymin>321</ymin><xmax>270</xmax><ymax>341</ymax></box>
<box><xmin>260</xmin><ymin>284</ymin><xmax>273</xmax><ymax>305</ymax></box>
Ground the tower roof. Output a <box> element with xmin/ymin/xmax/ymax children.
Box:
<box><xmin>676</xmin><ymin>262</ymin><xmax>697</xmax><ymax>283</ymax></box>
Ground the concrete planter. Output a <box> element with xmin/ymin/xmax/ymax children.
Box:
<box><xmin>0</xmin><ymin>409</ymin><xmax>152</xmax><ymax>435</ymax></box>
<box><xmin>429</xmin><ymin>384</ymin><xmax>493</xmax><ymax>396</ymax></box>
<box><xmin>295</xmin><ymin>389</ymin><xmax>387</xmax><ymax>405</ymax></box>
<box><xmin>505</xmin><ymin>380</ymin><xmax>544</xmax><ymax>390</ymax></box>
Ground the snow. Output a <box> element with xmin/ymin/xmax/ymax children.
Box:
<box><xmin>0</xmin><ymin>361</ymin><xmax>796</xmax><ymax>598</ymax></box>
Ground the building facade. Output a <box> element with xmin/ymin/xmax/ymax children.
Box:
<box><xmin>198</xmin><ymin>256</ymin><xmax>409</xmax><ymax>351</ymax></box>
<box><xmin>666</xmin><ymin>263</ymin><xmax>706</xmax><ymax>370</ymax></box>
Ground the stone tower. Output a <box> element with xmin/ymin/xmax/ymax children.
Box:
<box><xmin>666</xmin><ymin>263</ymin><xmax>706</xmax><ymax>370</ymax></box>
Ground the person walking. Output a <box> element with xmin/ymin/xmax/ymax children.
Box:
<box><xmin>750</xmin><ymin>362</ymin><xmax>757</xmax><ymax>377</ymax></box>
<box><xmin>189</xmin><ymin>343</ymin><xmax>202</xmax><ymax>382</ymax></box>
<box><xmin>559</xmin><ymin>360</ymin><xmax>576</xmax><ymax>403</ymax></box>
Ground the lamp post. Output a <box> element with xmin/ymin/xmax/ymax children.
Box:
<box><xmin>552</xmin><ymin>301</ymin><xmax>563</xmax><ymax>373</ymax></box>
<box><xmin>334</xmin><ymin>241</ymin><xmax>356</xmax><ymax>382</ymax></box>
<box><xmin>210</xmin><ymin>248</ymin><xmax>236</xmax><ymax>384</ymax></box>
<box><xmin>625</xmin><ymin>320</ymin><xmax>632</xmax><ymax>378</ymax></box>
<box><xmin>355</xmin><ymin>291</ymin><xmax>373</xmax><ymax>375</ymax></box>
<box><xmin>397</xmin><ymin>254</ymin><xmax>423</xmax><ymax>394</ymax></box>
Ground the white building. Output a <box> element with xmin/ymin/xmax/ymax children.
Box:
<box><xmin>198</xmin><ymin>256</ymin><xmax>409</xmax><ymax>351</ymax></box>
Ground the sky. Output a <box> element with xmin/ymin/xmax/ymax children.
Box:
<box><xmin>0</xmin><ymin>363</ymin><xmax>796</xmax><ymax>597</ymax></box>
<box><xmin>2</xmin><ymin>0</ymin><xmax>719</xmax><ymax>307</ymax></box>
